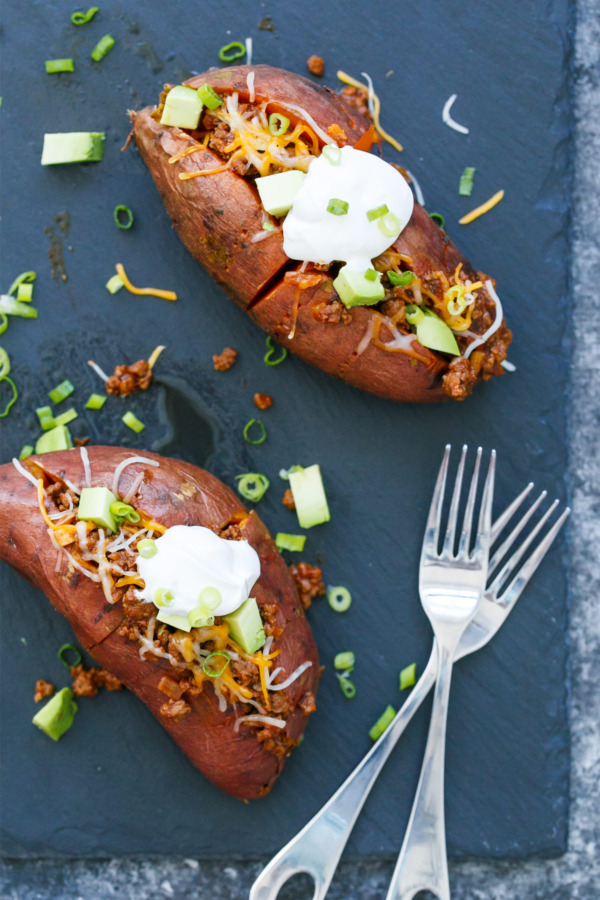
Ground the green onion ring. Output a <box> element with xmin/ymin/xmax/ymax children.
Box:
<box><xmin>369</xmin><ymin>704</ymin><xmax>396</xmax><ymax>740</ymax></box>
<box><xmin>197</xmin><ymin>83</ymin><xmax>223</xmax><ymax>109</ymax></box>
<box><xmin>377</xmin><ymin>212</ymin><xmax>401</xmax><ymax>238</ymax></box>
<box><xmin>19</xmin><ymin>445</ymin><xmax>34</xmax><ymax>460</ymax></box>
<box><xmin>429</xmin><ymin>212</ymin><xmax>445</xmax><ymax>228</ymax></box>
<box><xmin>387</xmin><ymin>270</ymin><xmax>415</xmax><ymax>287</ymax></box>
<box><xmin>399</xmin><ymin>662</ymin><xmax>417</xmax><ymax>690</ymax></box>
<box><xmin>279</xmin><ymin>465</ymin><xmax>303</xmax><ymax>481</ymax></box>
<box><xmin>218</xmin><ymin>41</ymin><xmax>246</xmax><ymax>63</ymax></box>
<box><xmin>364</xmin><ymin>268</ymin><xmax>378</xmax><ymax>282</ymax></box>
<box><xmin>334</xmin><ymin>651</ymin><xmax>355</xmax><ymax>671</ymax></box>
<box><xmin>338</xmin><ymin>675</ymin><xmax>356</xmax><ymax>698</ymax></box>
<box><xmin>109</xmin><ymin>501</ymin><xmax>140</xmax><ymax>524</ymax></box>
<box><xmin>49</xmin><ymin>379</ymin><xmax>74</xmax><ymax>404</ymax></box>
<box><xmin>235</xmin><ymin>473</ymin><xmax>270</xmax><ymax>502</ymax></box>
<box><xmin>0</xmin><ymin>315</ymin><xmax>7</xmax><ymax>335</ymax></box>
<box><xmin>322</xmin><ymin>145</ymin><xmax>342</xmax><ymax>166</ymax></box>
<box><xmin>153</xmin><ymin>588</ymin><xmax>174</xmax><ymax>608</ymax></box>
<box><xmin>137</xmin><ymin>538</ymin><xmax>157</xmax><ymax>559</ymax></box>
<box><xmin>268</xmin><ymin>113</ymin><xmax>290</xmax><ymax>137</ymax></box>
<box><xmin>58</xmin><ymin>643</ymin><xmax>82</xmax><ymax>668</ymax></box>
<box><xmin>264</xmin><ymin>335</ymin><xmax>287</xmax><ymax>366</ymax></box>
<box><xmin>7</xmin><ymin>271</ymin><xmax>36</xmax><ymax>296</ymax></box>
<box><xmin>327</xmin><ymin>585</ymin><xmax>352</xmax><ymax>613</ymax></box>
<box><xmin>113</xmin><ymin>205</ymin><xmax>134</xmax><ymax>230</ymax></box>
<box><xmin>366</xmin><ymin>204</ymin><xmax>389</xmax><ymax>222</ymax></box>
<box><xmin>71</xmin><ymin>7</ymin><xmax>98</xmax><ymax>25</ymax></box>
<box><xmin>0</xmin><ymin>376</ymin><xmax>17</xmax><ymax>417</ymax></box>
<box><xmin>91</xmin><ymin>34</ymin><xmax>115</xmax><ymax>62</ymax></box>
<box><xmin>327</xmin><ymin>198</ymin><xmax>349</xmax><ymax>216</ymax></box>
<box><xmin>459</xmin><ymin>167</ymin><xmax>476</xmax><ymax>197</ymax></box>
<box><xmin>405</xmin><ymin>304</ymin><xmax>424</xmax><ymax>326</ymax></box>
<box><xmin>0</xmin><ymin>347</ymin><xmax>10</xmax><ymax>379</ymax></box>
<box><xmin>45</xmin><ymin>59</ymin><xmax>75</xmax><ymax>74</ymax></box>
<box><xmin>243</xmin><ymin>418</ymin><xmax>267</xmax><ymax>445</ymax></box>
<box><xmin>202</xmin><ymin>650</ymin><xmax>231</xmax><ymax>678</ymax></box>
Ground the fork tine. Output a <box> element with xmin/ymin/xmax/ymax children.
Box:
<box><xmin>495</xmin><ymin>507</ymin><xmax>570</xmax><ymax>607</ymax></box>
<box><xmin>488</xmin><ymin>490</ymin><xmax>548</xmax><ymax>579</ymax></box>
<box><xmin>474</xmin><ymin>449</ymin><xmax>496</xmax><ymax>553</ymax></box>
<box><xmin>457</xmin><ymin>447</ymin><xmax>482</xmax><ymax>556</ymax></box>
<box><xmin>423</xmin><ymin>445</ymin><xmax>451</xmax><ymax>558</ymax></box>
<box><xmin>488</xmin><ymin>499</ymin><xmax>559</xmax><ymax>595</ymax></box>
<box><xmin>442</xmin><ymin>444</ymin><xmax>467</xmax><ymax>556</ymax></box>
<box><xmin>491</xmin><ymin>482</ymin><xmax>534</xmax><ymax>545</ymax></box>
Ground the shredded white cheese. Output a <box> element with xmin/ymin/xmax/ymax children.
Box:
<box><xmin>360</xmin><ymin>71</ymin><xmax>376</xmax><ymax>118</ymax></box>
<box><xmin>80</xmin><ymin>446</ymin><xmax>92</xmax><ymax>488</ymax></box>
<box><xmin>245</xmin><ymin>37</ymin><xmax>253</xmax><ymax>66</ymax></box>
<box><xmin>442</xmin><ymin>94</ymin><xmax>469</xmax><ymax>135</ymax></box>
<box><xmin>357</xmin><ymin>317</ymin><xmax>375</xmax><ymax>356</ymax></box>
<box><xmin>112</xmin><ymin>455</ymin><xmax>159</xmax><ymax>497</ymax></box>
<box><xmin>501</xmin><ymin>359</ymin><xmax>516</xmax><ymax>372</ymax></box>
<box><xmin>87</xmin><ymin>359</ymin><xmax>110</xmax><ymax>383</ymax></box>
<box><xmin>405</xmin><ymin>169</ymin><xmax>425</xmax><ymax>207</ymax></box>
<box><xmin>234</xmin><ymin>714</ymin><xmax>286</xmax><ymax>733</ymax></box>
<box><xmin>11</xmin><ymin>458</ymin><xmax>39</xmax><ymax>489</ymax></box>
<box><xmin>463</xmin><ymin>281</ymin><xmax>504</xmax><ymax>358</ymax></box>
<box><xmin>246</xmin><ymin>70</ymin><xmax>255</xmax><ymax>103</ymax></box>
<box><xmin>276</xmin><ymin>100</ymin><xmax>337</xmax><ymax>146</ymax></box>
<box><xmin>268</xmin><ymin>660</ymin><xmax>313</xmax><ymax>691</ymax></box>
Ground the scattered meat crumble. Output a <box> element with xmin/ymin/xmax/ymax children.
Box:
<box><xmin>289</xmin><ymin>562</ymin><xmax>325</xmax><ymax>610</ymax></box>
<box><xmin>299</xmin><ymin>691</ymin><xmax>317</xmax><ymax>714</ymax></box>
<box><xmin>306</xmin><ymin>55</ymin><xmax>325</xmax><ymax>76</ymax></box>
<box><xmin>253</xmin><ymin>392</ymin><xmax>273</xmax><ymax>410</ymax></box>
<box><xmin>312</xmin><ymin>299</ymin><xmax>352</xmax><ymax>325</ymax></box>
<box><xmin>70</xmin><ymin>664</ymin><xmax>124</xmax><ymax>697</ymax></box>
<box><xmin>213</xmin><ymin>347</ymin><xmax>238</xmax><ymax>371</ymax></box>
<box><xmin>160</xmin><ymin>698</ymin><xmax>191</xmax><ymax>719</ymax></box>
<box><xmin>106</xmin><ymin>360</ymin><xmax>152</xmax><ymax>397</ymax></box>
<box><xmin>282</xmin><ymin>488</ymin><xmax>295</xmax><ymax>510</ymax></box>
<box><xmin>34</xmin><ymin>680</ymin><xmax>55</xmax><ymax>703</ymax></box>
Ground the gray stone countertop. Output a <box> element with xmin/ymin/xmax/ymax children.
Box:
<box><xmin>1</xmin><ymin>1</ymin><xmax>598</xmax><ymax>897</ymax></box>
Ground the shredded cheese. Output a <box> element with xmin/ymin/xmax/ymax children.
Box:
<box><xmin>147</xmin><ymin>345</ymin><xmax>165</xmax><ymax>369</ymax></box>
<box><xmin>501</xmin><ymin>359</ymin><xmax>516</xmax><ymax>372</ymax></box>
<box><xmin>405</xmin><ymin>169</ymin><xmax>425</xmax><ymax>206</ymax></box>
<box><xmin>464</xmin><ymin>281</ymin><xmax>504</xmax><ymax>358</ymax></box>
<box><xmin>115</xmin><ymin>575</ymin><xmax>145</xmax><ymax>588</ymax></box>
<box><xmin>87</xmin><ymin>359</ymin><xmax>110</xmax><ymax>383</ymax></box>
<box><xmin>11</xmin><ymin>458</ymin><xmax>39</xmax><ymax>489</ymax></box>
<box><xmin>115</xmin><ymin>263</ymin><xmax>177</xmax><ymax>301</ymax></box>
<box><xmin>442</xmin><ymin>94</ymin><xmax>469</xmax><ymax>134</ymax></box>
<box><xmin>267</xmin><ymin>660</ymin><xmax>313</xmax><ymax>692</ymax></box>
<box><xmin>112</xmin><ymin>455</ymin><xmax>160</xmax><ymax>496</ymax></box>
<box><xmin>337</xmin><ymin>70</ymin><xmax>403</xmax><ymax>153</ymax></box>
<box><xmin>246</xmin><ymin>69</ymin><xmax>255</xmax><ymax>103</ymax></box>
<box><xmin>459</xmin><ymin>190</ymin><xmax>505</xmax><ymax>225</ymax></box>
<box><xmin>80</xmin><ymin>446</ymin><xmax>91</xmax><ymax>488</ymax></box>
<box><xmin>245</xmin><ymin>37</ymin><xmax>253</xmax><ymax>67</ymax></box>
<box><xmin>234</xmin><ymin>714</ymin><xmax>285</xmax><ymax>733</ymax></box>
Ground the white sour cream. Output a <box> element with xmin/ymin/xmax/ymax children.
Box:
<box><xmin>136</xmin><ymin>525</ymin><xmax>260</xmax><ymax>620</ymax></box>
<box><xmin>282</xmin><ymin>146</ymin><xmax>414</xmax><ymax>271</ymax></box>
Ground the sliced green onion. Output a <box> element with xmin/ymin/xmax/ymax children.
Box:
<box><xmin>337</xmin><ymin>675</ymin><xmax>356</xmax><ymax>698</ymax></box>
<box><xmin>53</xmin><ymin>407</ymin><xmax>78</xmax><ymax>427</ymax></box>
<box><xmin>243</xmin><ymin>418</ymin><xmax>266</xmax><ymax>445</ymax></box>
<box><xmin>17</xmin><ymin>283</ymin><xmax>33</xmax><ymax>303</ymax></box>
<box><xmin>58</xmin><ymin>643</ymin><xmax>82</xmax><ymax>668</ymax></box>
<box><xmin>113</xmin><ymin>205</ymin><xmax>134</xmax><ymax>230</ymax></box>
<box><xmin>0</xmin><ymin>377</ymin><xmax>17</xmax><ymax>417</ymax></box>
<box><xmin>327</xmin><ymin>198</ymin><xmax>349</xmax><ymax>216</ymax></box>
<box><xmin>106</xmin><ymin>274</ymin><xmax>124</xmax><ymax>294</ymax></box>
<box><xmin>86</xmin><ymin>393</ymin><xmax>106</xmax><ymax>410</ymax></box>
<box><xmin>91</xmin><ymin>34</ymin><xmax>115</xmax><ymax>62</ymax></box>
<box><xmin>188</xmin><ymin>609</ymin><xmax>215</xmax><ymax>628</ymax></box>
<box><xmin>429</xmin><ymin>212</ymin><xmax>445</xmax><ymax>228</ymax></box>
<box><xmin>45</xmin><ymin>59</ymin><xmax>75</xmax><ymax>74</ymax></box>
<box><xmin>109</xmin><ymin>501</ymin><xmax>140</xmax><ymax>524</ymax></box>
<box><xmin>459</xmin><ymin>167</ymin><xmax>476</xmax><ymax>197</ymax></box>
<box><xmin>197</xmin><ymin>83</ymin><xmax>223</xmax><ymax>109</ymax></box>
<box><xmin>202</xmin><ymin>650</ymin><xmax>231</xmax><ymax>678</ymax></box>
<box><xmin>122</xmin><ymin>411</ymin><xmax>145</xmax><ymax>433</ymax></box>
<box><xmin>262</xmin><ymin>221</ymin><xmax>275</xmax><ymax>232</ymax></box>
<box><xmin>0</xmin><ymin>348</ymin><xmax>10</xmax><ymax>379</ymax></box>
<box><xmin>0</xmin><ymin>295</ymin><xmax>38</xmax><ymax>319</ymax></box>
<box><xmin>364</xmin><ymin>268</ymin><xmax>378</xmax><ymax>282</ymax></box>
<box><xmin>198</xmin><ymin>587</ymin><xmax>222</xmax><ymax>611</ymax></box>
<box><xmin>399</xmin><ymin>662</ymin><xmax>417</xmax><ymax>690</ymax></box>
<box><xmin>366</xmin><ymin>204</ymin><xmax>389</xmax><ymax>221</ymax></box>
<box><xmin>268</xmin><ymin>113</ymin><xmax>290</xmax><ymax>136</ymax></box>
<box><xmin>378</xmin><ymin>212</ymin><xmax>401</xmax><ymax>238</ymax></box>
<box><xmin>334</xmin><ymin>651</ymin><xmax>355</xmax><ymax>671</ymax></box>
<box><xmin>49</xmin><ymin>380</ymin><xmax>74</xmax><ymax>404</ymax></box>
<box><xmin>279</xmin><ymin>465</ymin><xmax>304</xmax><ymax>481</ymax></box>
<box><xmin>19</xmin><ymin>444</ymin><xmax>34</xmax><ymax>460</ymax></box>
<box><xmin>405</xmin><ymin>304</ymin><xmax>424</xmax><ymax>326</ymax></box>
<box><xmin>137</xmin><ymin>539</ymin><xmax>157</xmax><ymax>559</ymax></box>
<box><xmin>387</xmin><ymin>270</ymin><xmax>415</xmax><ymax>287</ymax></box>
<box><xmin>322</xmin><ymin>145</ymin><xmax>342</xmax><ymax>166</ymax></box>
<box><xmin>37</xmin><ymin>406</ymin><xmax>56</xmax><ymax>431</ymax></box>
<box><xmin>235</xmin><ymin>472</ymin><xmax>270</xmax><ymax>502</ymax></box>
<box><xmin>218</xmin><ymin>41</ymin><xmax>246</xmax><ymax>62</ymax></box>
<box><xmin>327</xmin><ymin>585</ymin><xmax>352</xmax><ymax>613</ymax></box>
<box><xmin>71</xmin><ymin>7</ymin><xmax>98</xmax><ymax>25</ymax></box>
<box><xmin>369</xmin><ymin>704</ymin><xmax>396</xmax><ymax>740</ymax></box>
<box><xmin>0</xmin><ymin>315</ymin><xmax>7</xmax><ymax>335</ymax></box>
<box><xmin>153</xmin><ymin>588</ymin><xmax>174</xmax><ymax>608</ymax></box>
<box><xmin>264</xmin><ymin>335</ymin><xmax>287</xmax><ymax>366</ymax></box>
<box><xmin>275</xmin><ymin>533</ymin><xmax>306</xmax><ymax>552</ymax></box>
<box><xmin>7</xmin><ymin>271</ymin><xmax>36</xmax><ymax>296</ymax></box>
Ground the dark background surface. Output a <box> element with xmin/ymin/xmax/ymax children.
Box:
<box><xmin>0</xmin><ymin>0</ymin><xmax>571</xmax><ymax>862</ymax></box>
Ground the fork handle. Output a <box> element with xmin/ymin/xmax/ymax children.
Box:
<box><xmin>249</xmin><ymin>652</ymin><xmax>438</xmax><ymax>900</ymax></box>
<box><xmin>385</xmin><ymin>639</ymin><xmax>457</xmax><ymax>900</ymax></box>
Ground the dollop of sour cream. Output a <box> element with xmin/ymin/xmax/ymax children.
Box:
<box><xmin>136</xmin><ymin>525</ymin><xmax>260</xmax><ymax>620</ymax></box>
<box><xmin>282</xmin><ymin>146</ymin><xmax>414</xmax><ymax>271</ymax></box>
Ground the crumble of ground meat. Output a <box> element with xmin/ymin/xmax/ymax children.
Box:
<box><xmin>122</xmin><ymin>587</ymin><xmax>151</xmax><ymax>622</ymax></box>
<box><xmin>312</xmin><ymin>299</ymin><xmax>353</xmax><ymax>325</ymax></box>
<box><xmin>254</xmin><ymin>725</ymin><xmax>297</xmax><ymax>758</ymax></box>
<box><xmin>97</xmin><ymin>670</ymin><xmax>124</xmax><ymax>691</ymax></box>
<box><xmin>207</xmin><ymin>121</ymin><xmax>235</xmax><ymax>157</ymax></box>
<box><xmin>441</xmin><ymin>357</ymin><xmax>478</xmax><ymax>401</ymax></box>
<box><xmin>254</xmin><ymin>393</ymin><xmax>273</xmax><ymax>410</ymax></box>
<box><xmin>213</xmin><ymin>347</ymin><xmax>238</xmax><ymax>371</ymax></box>
<box><xmin>70</xmin><ymin>664</ymin><xmax>123</xmax><ymax>697</ymax></box>
<box><xmin>327</xmin><ymin>123</ymin><xmax>348</xmax><ymax>144</ymax></box>
<box><xmin>158</xmin><ymin>676</ymin><xmax>186</xmax><ymax>700</ymax></box>
<box><xmin>34</xmin><ymin>680</ymin><xmax>55</xmax><ymax>703</ymax></box>
<box><xmin>270</xmin><ymin>691</ymin><xmax>292</xmax><ymax>716</ymax></box>
<box><xmin>160</xmin><ymin>698</ymin><xmax>191</xmax><ymax>719</ymax></box>
<box><xmin>230</xmin><ymin>657</ymin><xmax>257</xmax><ymax>688</ymax></box>
<box><xmin>106</xmin><ymin>360</ymin><xmax>152</xmax><ymax>397</ymax></box>
<box><xmin>46</xmin><ymin>483</ymin><xmax>79</xmax><ymax>511</ymax></box>
<box><xmin>340</xmin><ymin>85</ymin><xmax>371</xmax><ymax>119</ymax></box>
<box><xmin>282</xmin><ymin>488</ymin><xmax>295</xmax><ymax>510</ymax></box>
<box><xmin>261</xmin><ymin>601</ymin><xmax>284</xmax><ymax>640</ymax></box>
<box><xmin>299</xmin><ymin>691</ymin><xmax>317</xmax><ymax>715</ymax></box>
<box><xmin>289</xmin><ymin>562</ymin><xmax>325</xmax><ymax>610</ymax></box>
<box><xmin>380</xmin><ymin>296</ymin><xmax>407</xmax><ymax>323</ymax></box>
<box><xmin>307</xmin><ymin>55</ymin><xmax>324</xmax><ymax>76</ymax></box>
<box><xmin>220</xmin><ymin>521</ymin><xmax>243</xmax><ymax>541</ymax></box>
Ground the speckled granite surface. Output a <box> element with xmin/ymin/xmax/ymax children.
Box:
<box><xmin>1</xmin><ymin>0</ymin><xmax>598</xmax><ymax>897</ymax></box>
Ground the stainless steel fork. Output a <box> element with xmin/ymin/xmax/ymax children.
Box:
<box><xmin>250</xmin><ymin>453</ymin><xmax>569</xmax><ymax>900</ymax></box>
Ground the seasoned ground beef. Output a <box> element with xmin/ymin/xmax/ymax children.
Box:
<box><xmin>261</xmin><ymin>601</ymin><xmax>284</xmax><ymax>640</ymax></box>
<box><xmin>306</xmin><ymin>55</ymin><xmax>325</xmax><ymax>76</ymax></box>
<box><xmin>122</xmin><ymin>587</ymin><xmax>151</xmax><ymax>622</ymax></box>
<box><xmin>106</xmin><ymin>360</ymin><xmax>152</xmax><ymax>397</ymax></box>
<box><xmin>340</xmin><ymin>85</ymin><xmax>371</xmax><ymax>119</ymax></box>
<box><xmin>289</xmin><ymin>562</ymin><xmax>325</xmax><ymax>610</ymax></box>
<box><xmin>70</xmin><ymin>665</ymin><xmax>123</xmax><ymax>697</ymax></box>
<box><xmin>213</xmin><ymin>347</ymin><xmax>238</xmax><ymax>371</ymax></box>
<box><xmin>34</xmin><ymin>679</ymin><xmax>55</xmax><ymax>703</ymax></box>
<box><xmin>255</xmin><ymin>725</ymin><xmax>298</xmax><ymax>758</ymax></box>
<box><xmin>282</xmin><ymin>488</ymin><xmax>295</xmax><ymax>510</ymax></box>
<box><xmin>299</xmin><ymin>691</ymin><xmax>317</xmax><ymax>714</ymax></box>
<box><xmin>220</xmin><ymin>521</ymin><xmax>243</xmax><ymax>541</ymax></box>
<box><xmin>160</xmin><ymin>698</ymin><xmax>191</xmax><ymax>719</ymax></box>
<box><xmin>270</xmin><ymin>691</ymin><xmax>292</xmax><ymax>716</ymax></box>
<box><xmin>441</xmin><ymin>357</ymin><xmax>478</xmax><ymax>401</ymax></box>
<box><xmin>253</xmin><ymin>393</ymin><xmax>273</xmax><ymax>410</ymax></box>
<box><xmin>312</xmin><ymin>299</ymin><xmax>352</xmax><ymax>325</ymax></box>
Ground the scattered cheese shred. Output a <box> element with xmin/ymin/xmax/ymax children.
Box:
<box><xmin>459</xmin><ymin>190</ymin><xmax>505</xmax><ymax>225</ymax></box>
<box><xmin>147</xmin><ymin>345</ymin><xmax>166</xmax><ymax>369</ymax></box>
<box><xmin>442</xmin><ymin>94</ymin><xmax>469</xmax><ymax>135</ymax></box>
<box><xmin>115</xmin><ymin>575</ymin><xmax>145</xmax><ymax>588</ymax></box>
<box><xmin>115</xmin><ymin>263</ymin><xmax>177</xmax><ymax>301</ymax></box>
<box><xmin>337</xmin><ymin>70</ymin><xmax>403</xmax><ymax>153</ymax></box>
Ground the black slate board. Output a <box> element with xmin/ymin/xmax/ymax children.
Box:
<box><xmin>0</xmin><ymin>0</ymin><xmax>572</xmax><ymax>860</ymax></box>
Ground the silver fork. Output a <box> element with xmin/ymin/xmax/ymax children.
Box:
<box><xmin>250</xmin><ymin>458</ymin><xmax>569</xmax><ymax>900</ymax></box>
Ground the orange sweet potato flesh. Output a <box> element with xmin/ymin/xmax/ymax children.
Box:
<box><xmin>134</xmin><ymin>64</ymin><xmax>505</xmax><ymax>402</ymax></box>
<box><xmin>0</xmin><ymin>447</ymin><xmax>319</xmax><ymax>800</ymax></box>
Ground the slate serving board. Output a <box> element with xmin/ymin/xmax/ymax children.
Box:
<box><xmin>0</xmin><ymin>0</ymin><xmax>572</xmax><ymax>860</ymax></box>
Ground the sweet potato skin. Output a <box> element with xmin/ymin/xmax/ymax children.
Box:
<box><xmin>0</xmin><ymin>448</ymin><xmax>319</xmax><ymax>799</ymax></box>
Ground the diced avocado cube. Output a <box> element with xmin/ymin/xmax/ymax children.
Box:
<box><xmin>35</xmin><ymin>425</ymin><xmax>73</xmax><ymax>454</ymax></box>
<box><xmin>223</xmin><ymin>597</ymin><xmax>266</xmax><ymax>655</ymax></box>
<box><xmin>156</xmin><ymin>610</ymin><xmax>192</xmax><ymax>632</ymax></box>
<box><xmin>333</xmin><ymin>264</ymin><xmax>385</xmax><ymax>308</ymax></box>
<box><xmin>255</xmin><ymin>171</ymin><xmax>307</xmax><ymax>218</ymax></box>
<box><xmin>416</xmin><ymin>310</ymin><xmax>460</xmax><ymax>355</ymax></box>
<box><xmin>33</xmin><ymin>688</ymin><xmax>78</xmax><ymax>741</ymax></box>
<box><xmin>41</xmin><ymin>132</ymin><xmax>105</xmax><ymax>165</ymax></box>
<box><xmin>77</xmin><ymin>486</ymin><xmax>119</xmax><ymax>533</ymax></box>
<box><xmin>289</xmin><ymin>464</ymin><xmax>330</xmax><ymax>529</ymax></box>
<box><xmin>160</xmin><ymin>85</ymin><xmax>203</xmax><ymax>129</ymax></box>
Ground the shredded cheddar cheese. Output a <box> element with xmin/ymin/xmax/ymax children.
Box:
<box><xmin>136</xmin><ymin>512</ymin><xmax>167</xmax><ymax>534</ymax></box>
<box><xmin>115</xmin><ymin>263</ymin><xmax>177</xmax><ymax>302</ymax></box>
<box><xmin>337</xmin><ymin>70</ymin><xmax>403</xmax><ymax>153</ymax></box>
<box><xmin>219</xmin><ymin>666</ymin><xmax>254</xmax><ymax>700</ymax></box>
<box><xmin>115</xmin><ymin>574</ymin><xmax>145</xmax><ymax>588</ymax></box>
<box><xmin>459</xmin><ymin>190</ymin><xmax>505</xmax><ymax>225</ymax></box>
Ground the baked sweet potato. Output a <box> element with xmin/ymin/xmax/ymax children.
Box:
<box><xmin>133</xmin><ymin>64</ymin><xmax>511</xmax><ymax>403</ymax></box>
<box><xmin>0</xmin><ymin>447</ymin><xmax>319</xmax><ymax>800</ymax></box>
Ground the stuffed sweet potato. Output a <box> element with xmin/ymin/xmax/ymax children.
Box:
<box><xmin>0</xmin><ymin>447</ymin><xmax>319</xmax><ymax>800</ymax></box>
<box><xmin>133</xmin><ymin>64</ymin><xmax>511</xmax><ymax>403</ymax></box>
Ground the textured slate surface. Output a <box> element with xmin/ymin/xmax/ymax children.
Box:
<box><xmin>0</xmin><ymin>0</ymin><xmax>571</xmax><ymax>862</ymax></box>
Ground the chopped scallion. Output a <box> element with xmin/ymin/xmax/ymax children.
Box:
<box><xmin>218</xmin><ymin>41</ymin><xmax>246</xmax><ymax>62</ymax></box>
<box><xmin>91</xmin><ymin>34</ymin><xmax>115</xmax><ymax>62</ymax></box>
<box><xmin>202</xmin><ymin>650</ymin><xmax>231</xmax><ymax>677</ymax></box>
<box><xmin>334</xmin><ymin>651</ymin><xmax>355</xmax><ymax>671</ymax></box>
<box><xmin>8</xmin><ymin>271</ymin><xmax>36</xmax><ymax>296</ymax></box>
<box><xmin>58</xmin><ymin>643</ymin><xmax>82</xmax><ymax>668</ymax></box>
<box><xmin>327</xmin><ymin>585</ymin><xmax>351</xmax><ymax>612</ymax></box>
<box><xmin>369</xmin><ymin>705</ymin><xmax>396</xmax><ymax>740</ymax></box>
<box><xmin>49</xmin><ymin>379</ymin><xmax>74</xmax><ymax>404</ymax></box>
<box><xmin>53</xmin><ymin>407</ymin><xmax>78</xmax><ymax>428</ymax></box>
<box><xmin>364</xmin><ymin>268</ymin><xmax>378</xmax><ymax>282</ymax></box>
<box><xmin>327</xmin><ymin>198</ymin><xmax>349</xmax><ymax>216</ymax></box>
<box><xmin>399</xmin><ymin>662</ymin><xmax>417</xmax><ymax>690</ymax></box>
<box><xmin>36</xmin><ymin>406</ymin><xmax>56</xmax><ymax>431</ymax></box>
<box><xmin>243</xmin><ymin>418</ymin><xmax>266</xmax><ymax>445</ymax></box>
<box><xmin>366</xmin><ymin>204</ymin><xmax>389</xmax><ymax>221</ymax></box>
<box><xmin>197</xmin><ymin>83</ymin><xmax>223</xmax><ymax>109</ymax></box>
<box><xmin>262</xmin><ymin>221</ymin><xmax>275</xmax><ymax>232</ymax></box>
<box><xmin>153</xmin><ymin>588</ymin><xmax>174</xmax><ymax>608</ymax></box>
<box><xmin>19</xmin><ymin>445</ymin><xmax>34</xmax><ymax>460</ymax></box>
<box><xmin>17</xmin><ymin>283</ymin><xmax>33</xmax><ymax>303</ymax></box>
<box><xmin>109</xmin><ymin>501</ymin><xmax>140</xmax><ymax>524</ymax></box>
<box><xmin>0</xmin><ymin>347</ymin><xmax>10</xmax><ymax>379</ymax></box>
<box><xmin>275</xmin><ymin>533</ymin><xmax>306</xmax><ymax>552</ymax></box>
<box><xmin>459</xmin><ymin>166</ymin><xmax>476</xmax><ymax>197</ymax></box>
<box><xmin>45</xmin><ymin>59</ymin><xmax>75</xmax><ymax>74</ymax></box>
<box><xmin>387</xmin><ymin>270</ymin><xmax>415</xmax><ymax>287</ymax></box>
<box><xmin>429</xmin><ymin>212</ymin><xmax>445</xmax><ymax>228</ymax></box>
<box><xmin>279</xmin><ymin>465</ymin><xmax>304</xmax><ymax>481</ymax></box>
<box><xmin>322</xmin><ymin>145</ymin><xmax>342</xmax><ymax>166</ymax></box>
<box><xmin>71</xmin><ymin>7</ymin><xmax>99</xmax><ymax>25</ymax></box>
<box><xmin>85</xmin><ymin>393</ymin><xmax>106</xmax><ymax>410</ymax></box>
<box><xmin>235</xmin><ymin>472</ymin><xmax>270</xmax><ymax>502</ymax></box>
<box><xmin>0</xmin><ymin>376</ymin><xmax>17</xmax><ymax>417</ymax></box>
<box><xmin>122</xmin><ymin>410</ymin><xmax>145</xmax><ymax>433</ymax></box>
<box><xmin>113</xmin><ymin>205</ymin><xmax>134</xmax><ymax>230</ymax></box>
<box><xmin>0</xmin><ymin>295</ymin><xmax>38</xmax><ymax>319</ymax></box>
<box><xmin>264</xmin><ymin>335</ymin><xmax>287</xmax><ymax>366</ymax></box>
<box><xmin>337</xmin><ymin>675</ymin><xmax>356</xmax><ymax>698</ymax></box>
<box><xmin>268</xmin><ymin>113</ymin><xmax>290</xmax><ymax>136</ymax></box>
<box><xmin>106</xmin><ymin>274</ymin><xmax>124</xmax><ymax>294</ymax></box>
<box><xmin>137</xmin><ymin>539</ymin><xmax>157</xmax><ymax>559</ymax></box>
<box><xmin>377</xmin><ymin>212</ymin><xmax>401</xmax><ymax>238</ymax></box>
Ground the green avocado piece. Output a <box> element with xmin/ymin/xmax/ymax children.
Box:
<box><xmin>33</xmin><ymin>688</ymin><xmax>78</xmax><ymax>741</ymax></box>
<box><xmin>160</xmin><ymin>85</ymin><xmax>203</xmax><ymax>129</ymax></box>
<box><xmin>416</xmin><ymin>309</ymin><xmax>460</xmax><ymax>355</ymax></box>
<box><xmin>41</xmin><ymin>132</ymin><xmax>105</xmax><ymax>165</ymax></box>
<box><xmin>77</xmin><ymin>486</ymin><xmax>119</xmax><ymax>533</ymax></box>
<box><xmin>156</xmin><ymin>610</ymin><xmax>192</xmax><ymax>632</ymax></box>
<box><xmin>333</xmin><ymin>265</ymin><xmax>386</xmax><ymax>308</ymax></box>
<box><xmin>289</xmin><ymin>464</ymin><xmax>330</xmax><ymax>529</ymax></box>
<box><xmin>255</xmin><ymin>170</ymin><xmax>307</xmax><ymax>217</ymax></box>
<box><xmin>223</xmin><ymin>597</ymin><xmax>266</xmax><ymax>655</ymax></box>
<box><xmin>35</xmin><ymin>424</ymin><xmax>73</xmax><ymax>454</ymax></box>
